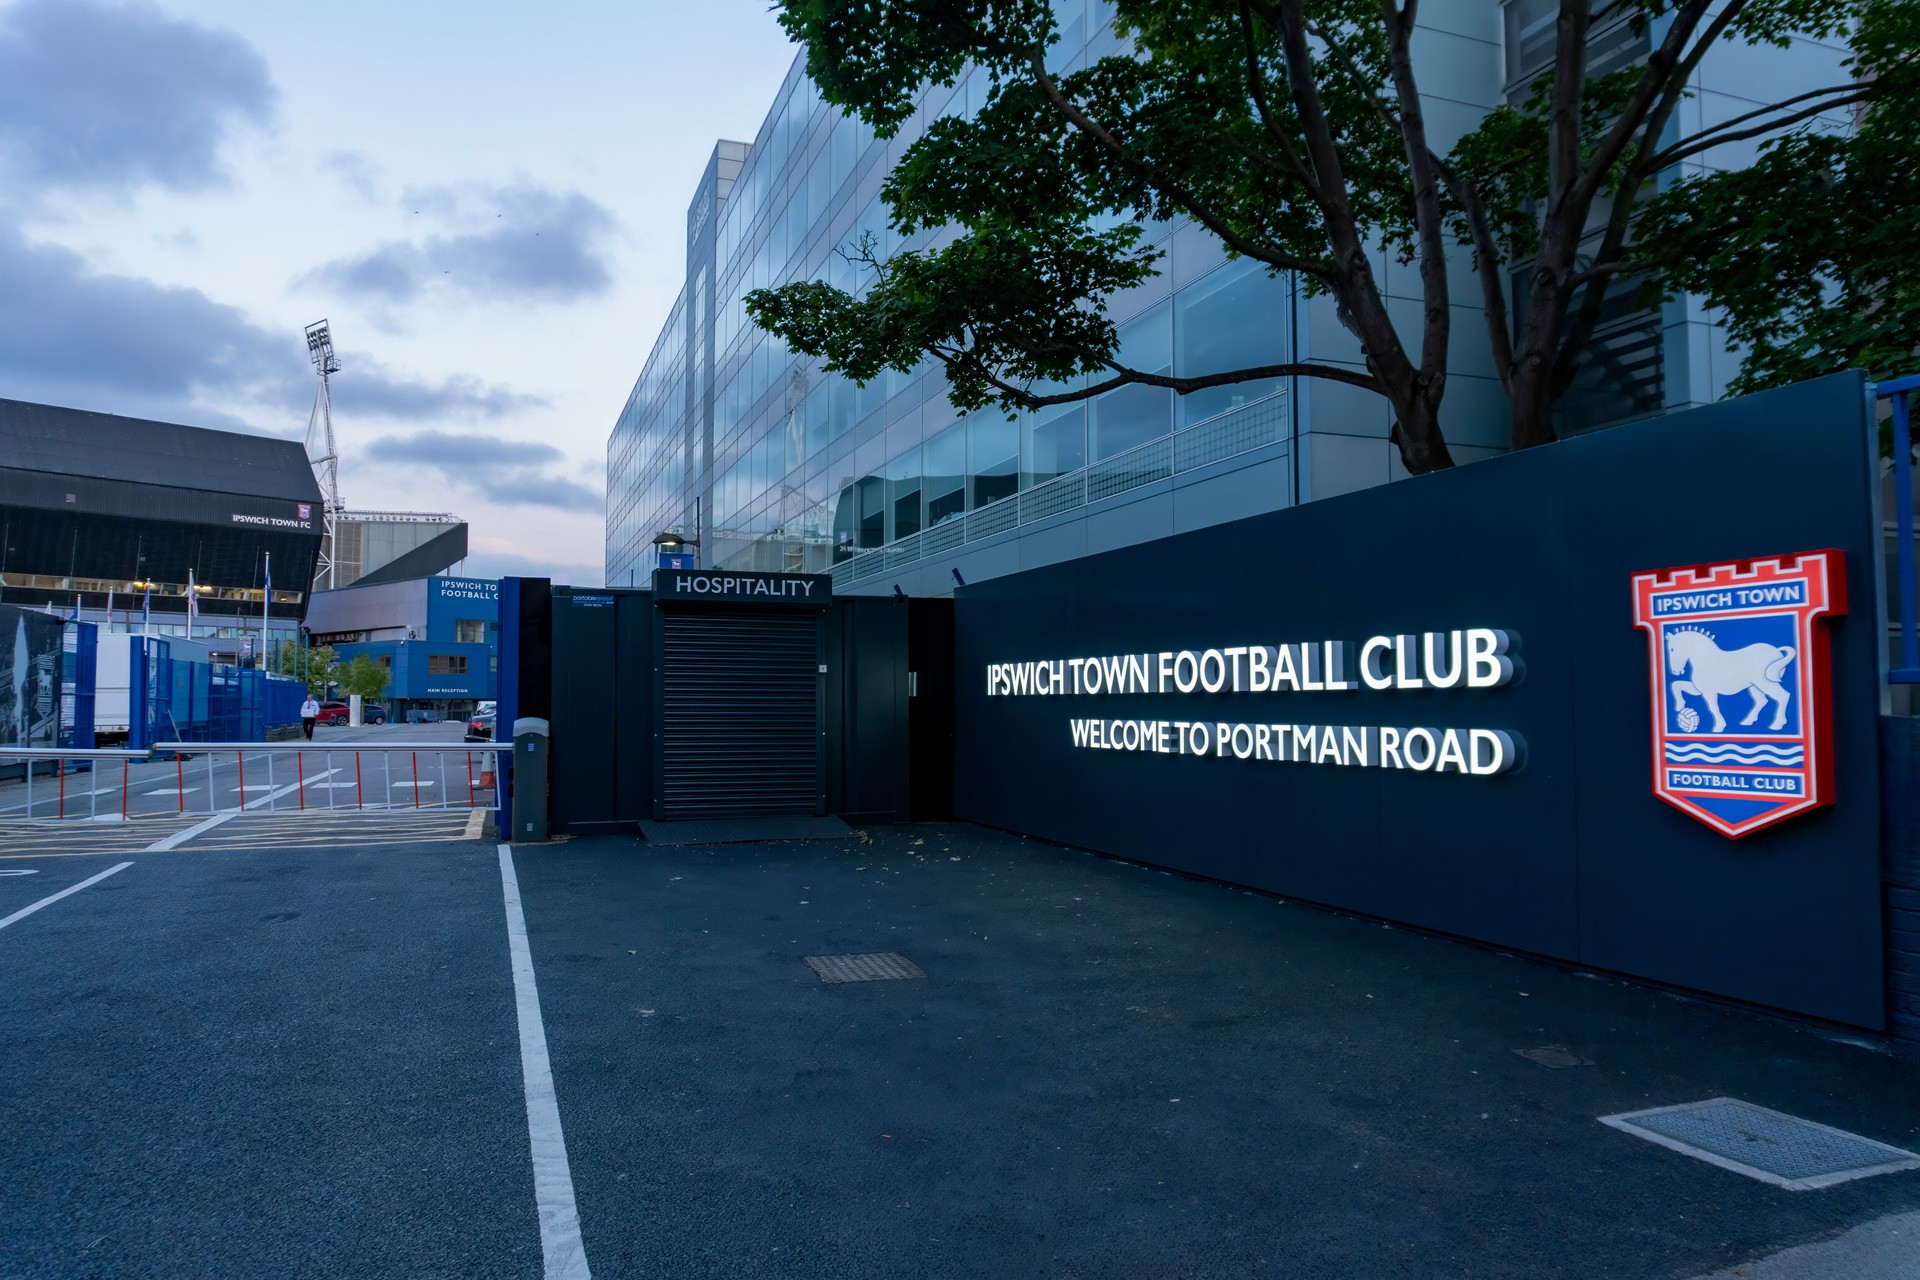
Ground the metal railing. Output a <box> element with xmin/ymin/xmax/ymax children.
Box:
<box><xmin>0</xmin><ymin>742</ymin><xmax>508</xmax><ymax>822</ymax></box>
<box><xmin>1883</xmin><ymin>374</ymin><xmax>1920</xmax><ymax>683</ymax></box>
<box><xmin>0</xmin><ymin>748</ymin><xmax>152</xmax><ymax>822</ymax></box>
<box><xmin>831</xmin><ymin>386</ymin><xmax>1291</xmax><ymax>587</ymax></box>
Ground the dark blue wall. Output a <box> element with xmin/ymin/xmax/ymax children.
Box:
<box><xmin>954</xmin><ymin>373</ymin><xmax>1885</xmax><ymax>1029</ymax></box>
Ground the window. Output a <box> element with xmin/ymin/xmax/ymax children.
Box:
<box><xmin>888</xmin><ymin>447</ymin><xmax>922</xmax><ymax>541</ymax></box>
<box><xmin>1174</xmin><ymin>260</ymin><xmax>1289</xmax><ymax>425</ymax></box>
<box><xmin>1023</xmin><ymin>403</ymin><xmax>1086</xmax><ymax>488</ymax></box>
<box><xmin>924</xmin><ymin>423</ymin><xmax>967</xmax><ymax>526</ymax></box>
<box><xmin>428</xmin><ymin>655</ymin><xmax>468</xmax><ymax>676</ymax></box>
<box><xmin>377</xmin><ymin>655</ymin><xmax>391</xmax><ymax>671</ymax></box>
<box><xmin>969</xmin><ymin>413</ymin><xmax>1018</xmax><ymax>508</ymax></box>
<box><xmin>454</xmin><ymin>619</ymin><xmax>486</xmax><ymax>643</ymax></box>
<box><xmin>1091</xmin><ymin>302</ymin><xmax>1173</xmax><ymax>460</ymax></box>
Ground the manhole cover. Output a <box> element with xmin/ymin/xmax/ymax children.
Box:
<box><xmin>804</xmin><ymin>952</ymin><xmax>923</xmax><ymax>984</ymax></box>
<box><xmin>1600</xmin><ymin>1097</ymin><xmax>1920</xmax><ymax>1190</ymax></box>
<box><xmin>1515</xmin><ymin>1046</ymin><xmax>1590</xmax><ymax>1069</ymax></box>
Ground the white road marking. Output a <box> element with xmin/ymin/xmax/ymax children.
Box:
<box><xmin>497</xmin><ymin>844</ymin><xmax>592</xmax><ymax>1280</ymax></box>
<box><xmin>0</xmin><ymin>861</ymin><xmax>132</xmax><ymax>931</ymax></box>
<box><xmin>144</xmin><ymin>811</ymin><xmax>236</xmax><ymax>851</ymax></box>
<box><xmin>389</xmin><ymin>781</ymin><xmax>438</xmax><ymax>789</ymax></box>
<box><xmin>144</xmin><ymin>787</ymin><xmax>202</xmax><ymax>796</ymax></box>
<box><xmin>0</xmin><ymin>868</ymin><xmax>41</xmax><ymax>876</ymax></box>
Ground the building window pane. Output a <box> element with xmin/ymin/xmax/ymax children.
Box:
<box><xmin>428</xmin><ymin>655</ymin><xmax>468</xmax><ymax>676</ymax></box>
<box><xmin>1174</xmin><ymin>259</ymin><xmax>1288</xmax><ymax>425</ymax></box>
<box><xmin>454</xmin><ymin>619</ymin><xmax>486</xmax><ymax>643</ymax></box>
<box><xmin>887</xmin><ymin>447</ymin><xmax>923</xmax><ymax>541</ymax></box>
<box><xmin>969</xmin><ymin>413</ymin><xmax>1018</xmax><ymax>507</ymax></box>
<box><xmin>1022</xmin><ymin>403</ymin><xmax>1086</xmax><ymax>487</ymax></box>
<box><xmin>1092</xmin><ymin>302</ymin><xmax>1172</xmax><ymax>459</ymax></box>
<box><xmin>924</xmin><ymin>422</ymin><xmax>967</xmax><ymax>526</ymax></box>
<box><xmin>857</xmin><ymin>473</ymin><xmax>888</xmax><ymax>548</ymax></box>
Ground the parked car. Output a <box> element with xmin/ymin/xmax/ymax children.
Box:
<box><xmin>465</xmin><ymin>704</ymin><xmax>496</xmax><ymax>742</ymax></box>
<box><xmin>315</xmin><ymin>701</ymin><xmax>350</xmax><ymax>725</ymax></box>
<box><xmin>361</xmin><ymin>703</ymin><xmax>387</xmax><ymax>725</ymax></box>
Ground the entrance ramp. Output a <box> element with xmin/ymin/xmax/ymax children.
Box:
<box><xmin>637</xmin><ymin>814</ymin><xmax>853</xmax><ymax>846</ymax></box>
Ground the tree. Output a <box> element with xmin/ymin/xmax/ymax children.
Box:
<box><xmin>748</xmin><ymin>0</ymin><xmax>1902</xmax><ymax>474</ymax></box>
<box><xmin>338</xmin><ymin>655</ymin><xmax>390</xmax><ymax>702</ymax></box>
<box><xmin>1633</xmin><ymin>0</ymin><xmax>1919</xmax><ymax>396</ymax></box>
<box><xmin>270</xmin><ymin>642</ymin><xmax>336</xmax><ymax>698</ymax></box>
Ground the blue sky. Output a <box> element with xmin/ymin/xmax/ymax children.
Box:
<box><xmin>0</xmin><ymin>0</ymin><xmax>799</xmax><ymax>584</ymax></box>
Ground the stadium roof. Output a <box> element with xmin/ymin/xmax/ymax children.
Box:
<box><xmin>0</xmin><ymin>397</ymin><xmax>320</xmax><ymax>503</ymax></box>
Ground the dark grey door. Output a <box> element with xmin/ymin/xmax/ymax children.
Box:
<box><xmin>658</xmin><ymin>606</ymin><xmax>822</xmax><ymax>819</ymax></box>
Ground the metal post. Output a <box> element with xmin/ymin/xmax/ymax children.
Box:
<box><xmin>356</xmin><ymin>752</ymin><xmax>364</xmax><ymax>810</ymax></box>
<box><xmin>438</xmin><ymin>752</ymin><xmax>448</xmax><ymax>810</ymax></box>
<box><xmin>237</xmin><ymin>752</ymin><xmax>246</xmax><ymax>811</ymax></box>
<box><xmin>57</xmin><ymin>758</ymin><xmax>64</xmax><ymax>820</ymax></box>
<box><xmin>298</xmin><ymin>751</ymin><xmax>305</xmax><ymax>810</ymax></box>
<box><xmin>411</xmin><ymin>752</ymin><xmax>420</xmax><ymax>809</ymax></box>
<box><xmin>89</xmin><ymin>762</ymin><xmax>97</xmax><ymax>820</ymax></box>
<box><xmin>266</xmin><ymin>752</ymin><xmax>275</xmax><ymax>813</ymax></box>
<box><xmin>1895</xmin><ymin>390</ymin><xmax>1919</xmax><ymax>677</ymax></box>
<box><xmin>25</xmin><ymin>758</ymin><xmax>32</xmax><ymax>820</ymax></box>
<box><xmin>122</xmin><ymin>760</ymin><xmax>128</xmax><ymax>821</ymax></box>
<box><xmin>177</xmin><ymin>754</ymin><xmax>184</xmax><ymax>814</ymax></box>
<box><xmin>467</xmin><ymin>750</ymin><xmax>474</xmax><ymax>808</ymax></box>
<box><xmin>207</xmin><ymin>753</ymin><xmax>215</xmax><ymax>815</ymax></box>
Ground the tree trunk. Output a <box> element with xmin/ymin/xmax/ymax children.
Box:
<box><xmin>1508</xmin><ymin>354</ymin><xmax>1559</xmax><ymax>450</ymax></box>
<box><xmin>1388</xmin><ymin>382</ymin><xmax>1456</xmax><ymax>473</ymax></box>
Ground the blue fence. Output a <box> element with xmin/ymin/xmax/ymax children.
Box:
<box><xmin>126</xmin><ymin>638</ymin><xmax>306</xmax><ymax>747</ymax></box>
<box><xmin>1884</xmin><ymin>375</ymin><xmax>1920</xmax><ymax>682</ymax></box>
<box><xmin>58</xmin><ymin>622</ymin><xmax>97</xmax><ymax>750</ymax></box>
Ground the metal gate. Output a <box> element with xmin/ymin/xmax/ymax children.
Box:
<box><xmin>659</xmin><ymin>607</ymin><xmax>822</xmax><ymax>819</ymax></box>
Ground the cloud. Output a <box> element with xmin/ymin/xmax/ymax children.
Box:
<box><xmin>364</xmin><ymin>429</ymin><xmax>602</xmax><ymax>510</ymax></box>
<box><xmin>304</xmin><ymin>183</ymin><xmax>618</xmax><ymax>306</ymax></box>
<box><xmin>319</xmin><ymin>149</ymin><xmax>380</xmax><ymax>201</ymax></box>
<box><xmin>0</xmin><ymin>0</ymin><xmax>274</xmax><ymax>199</ymax></box>
<box><xmin>460</xmin><ymin>547</ymin><xmax>603</xmax><ymax>586</ymax></box>
<box><xmin>0</xmin><ymin>219</ymin><xmax>539</xmax><ymax>427</ymax></box>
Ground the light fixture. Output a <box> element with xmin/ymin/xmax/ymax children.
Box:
<box><xmin>652</xmin><ymin>531</ymin><xmax>700</xmax><ymax>549</ymax></box>
<box><xmin>951</xmin><ymin>568</ymin><xmax>966</xmax><ymax>587</ymax></box>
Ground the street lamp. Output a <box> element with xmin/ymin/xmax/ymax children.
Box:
<box><xmin>653</xmin><ymin>531</ymin><xmax>699</xmax><ymax>571</ymax></box>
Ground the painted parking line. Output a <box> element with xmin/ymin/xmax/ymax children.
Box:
<box><xmin>497</xmin><ymin>844</ymin><xmax>592</xmax><ymax>1280</ymax></box>
<box><xmin>0</xmin><ymin>861</ymin><xmax>132</xmax><ymax>931</ymax></box>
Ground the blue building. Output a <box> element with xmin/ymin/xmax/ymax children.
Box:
<box><xmin>303</xmin><ymin>575</ymin><xmax>498</xmax><ymax>717</ymax></box>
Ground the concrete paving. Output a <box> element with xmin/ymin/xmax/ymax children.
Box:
<box><xmin>2</xmin><ymin>818</ymin><xmax>1916</xmax><ymax>1278</ymax></box>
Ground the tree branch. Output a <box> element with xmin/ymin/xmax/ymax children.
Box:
<box><xmin>1380</xmin><ymin>0</ymin><xmax>1450</xmax><ymax>381</ymax></box>
<box><xmin>937</xmin><ymin>350</ymin><xmax>1381</xmax><ymax>408</ymax></box>
<box><xmin>1642</xmin><ymin>83</ymin><xmax>1879</xmax><ymax>171</ymax></box>
<box><xmin>963</xmin><ymin>24</ymin><xmax>1334</xmax><ymax>281</ymax></box>
<box><xmin>1235</xmin><ymin>1</ymin><xmax>1326</xmax><ymax>200</ymax></box>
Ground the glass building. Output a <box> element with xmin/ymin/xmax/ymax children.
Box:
<box><xmin>606</xmin><ymin>2</ymin><xmax>1850</xmax><ymax>595</ymax></box>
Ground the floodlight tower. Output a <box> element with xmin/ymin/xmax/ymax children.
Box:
<box><xmin>304</xmin><ymin>320</ymin><xmax>343</xmax><ymax>590</ymax></box>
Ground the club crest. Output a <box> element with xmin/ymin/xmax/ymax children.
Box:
<box><xmin>1631</xmin><ymin>551</ymin><xmax>1846</xmax><ymax>838</ymax></box>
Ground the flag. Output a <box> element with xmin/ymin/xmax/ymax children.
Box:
<box><xmin>187</xmin><ymin>569</ymin><xmax>197</xmax><ymax>636</ymax></box>
<box><xmin>142</xmin><ymin>583</ymin><xmax>151</xmax><ymax>637</ymax></box>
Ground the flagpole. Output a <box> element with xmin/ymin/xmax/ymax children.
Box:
<box><xmin>187</xmin><ymin>569</ymin><xmax>196</xmax><ymax>641</ymax></box>
<box><xmin>262</xmin><ymin>552</ymin><xmax>271</xmax><ymax>670</ymax></box>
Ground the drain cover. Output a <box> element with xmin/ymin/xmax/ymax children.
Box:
<box><xmin>804</xmin><ymin>952</ymin><xmax>923</xmax><ymax>984</ymax></box>
<box><xmin>1601</xmin><ymin>1097</ymin><xmax>1920</xmax><ymax>1190</ymax></box>
<box><xmin>1515</xmin><ymin>1046</ymin><xmax>1590</xmax><ymax>1069</ymax></box>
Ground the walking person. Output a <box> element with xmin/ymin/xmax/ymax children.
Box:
<box><xmin>301</xmin><ymin>694</ymin><xmax>320</xmax><ymax>740</ymax></box>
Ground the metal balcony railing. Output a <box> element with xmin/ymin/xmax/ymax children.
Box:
<box><xmin>833</xmin><ymin>387</ymin><xmax>1289</xmax><ymax>587</ymax></box>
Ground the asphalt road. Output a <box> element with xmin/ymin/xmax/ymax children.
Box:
<box><xmin>2</xmin><ymin>819</ymin><xmax>1916</xmax><ymax>1278</ymax></box>
<box><xmin>0</xmin><ymin>721</ymin><xmax>498</xmax><ymax>821</ymax></box>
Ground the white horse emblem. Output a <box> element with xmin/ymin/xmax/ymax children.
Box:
<box><xmin>1665</xmin><ymin>626</ymin><xmax>1795</xmax><ymax>733</ymax></box>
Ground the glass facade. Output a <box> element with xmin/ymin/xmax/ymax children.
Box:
<box><xmin>605</xmin><ymin>2</ymin><xmax>1311</xmax><ymax>593</ymax></box>
<box><xmin>606</xmin><ymin>0</ymin><xmax>1817</xmax><ymax>593</ymax></box>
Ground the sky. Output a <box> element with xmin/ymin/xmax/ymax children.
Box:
<box><xmin>0</xmin><ymin>0</ymin><xmax>800</xmax><ymax>586</ymax></box>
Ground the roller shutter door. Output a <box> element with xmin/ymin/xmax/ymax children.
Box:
<box><xmin>660</xmin><ymin>607</ymin><xmax>821</xmax><ymax>819</ymax></box>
